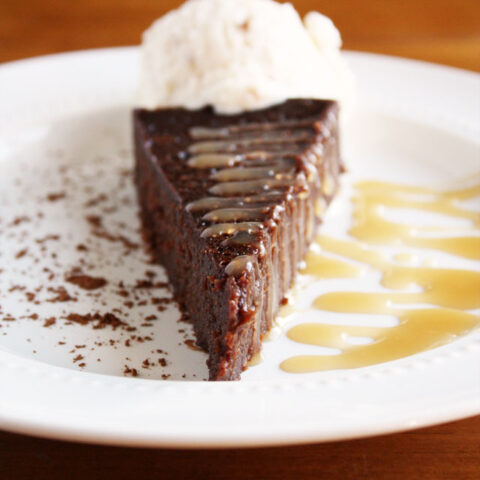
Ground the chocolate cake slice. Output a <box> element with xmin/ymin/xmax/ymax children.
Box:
<box><xmin>134</xmin><ymin>99</ymin><xmax>342</xmax><ymax>380</ymax></box>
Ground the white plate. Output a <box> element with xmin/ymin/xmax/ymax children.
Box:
<box><xmin>0</xmin><ymin>48</ymin><xmax>479</xmax><ymax>448</ymax></box>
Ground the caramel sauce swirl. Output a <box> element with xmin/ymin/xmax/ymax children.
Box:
<box><xmin>350</xmin><ymin>180</ymin><xmax>480</xmax><ymax>260</ymax></box>
<box><xmin>281</xmin><ymin>178</ymin><xmax>480</xmax><ymax>374</ymax></box>
<box><xmin>282</xmin><ymin>309</ymin><xmax>479</xmax><ymax>373</ymax></box>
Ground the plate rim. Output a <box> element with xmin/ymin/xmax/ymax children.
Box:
<box><xmin>0</xmin><ymin>47</ymin><xmax>479</xmax><ymax>448</ymax></box>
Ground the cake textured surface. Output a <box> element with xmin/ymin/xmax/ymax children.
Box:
<box><xmin>134</xmin><ymin>99</ymin><xmax>342</xmax><ymax>380</ymax></box>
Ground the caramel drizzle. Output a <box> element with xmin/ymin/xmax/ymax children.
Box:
<box><xmin>203</xmin><ymin>207</ymin><xmax>268</xmax><ymax>223</ymax></box>
<box><xmin>186</xmin><ymin>118</ymin><xmax>328</xmax><ymax>353</ymax></box>
<box><xmin>281</xmin><ymin>179</ymin><xmax>480</xmax><ymax>374</ymax></box>
<box><xmin>189</xmin><ymin>118</ymin><xmax>321</xmax><ymax>138</ymax></box>
<box><xmin>188</xmin><ymin>138</ymin><xmax>309</xmax><ymax>154</ymax></box>
<box><xmin>211</xmin><ymin>159</ymin><xmax>295</xmax><ymax>181</ymax></box>
<box><xmin>185</xmin><ymin>119</ymin><xmax>325</xmax><ymax>354</ymax></box>
<box><xmin>200</xmin><ymin>222</ymin><xmax>264</xmax><ymax>239</ymax></box>
<box><xmin>185</xmin><ymin>193</ymin><xmax>285</xmax><ymax>212</ymax></box>
<box><xmin>188</xmin><ymin>151</ymin><xmax>299</xmax><ymax>169</ymax></box>
<box><xmin>224</xmin><ymin>255</ymin><xmax>255</xmax><ymax>276</ymax></box>
<box><xmin>350</xmin><ymin>180</ymin><xmax>480</xmax><ymax>260</ymax></box>
<box><xmin>187</xmin><ymin>122</ymin><xmax>320</xmax><ymax>277</ymax></box>
<box><xmin>208</xmin><ymin>178</ymin><xmax>297</xmax><ymax>197</ymax></box>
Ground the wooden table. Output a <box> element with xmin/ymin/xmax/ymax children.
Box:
<box><xmin>0</xmin><ymin>1</ymin><xmax>479</xmax><ymax>479</ymax></box>
<box><xmin>1</xmin><ymin>0</ymin><xmax>479</xmax><ymax>71</ymax></box>
<box><xmin>1</xmin><ymin>416</ymin><xmax>479</xmax><ymax>480</ymax></box>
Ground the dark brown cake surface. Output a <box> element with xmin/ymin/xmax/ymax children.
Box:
<box><xmin>133</xmin><ymin>99</ymin><xmax>342</xmax><ymax>380</ymax></box>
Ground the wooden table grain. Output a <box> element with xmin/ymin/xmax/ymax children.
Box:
<box><xmin>1</xmin><ymin>416</ymin><xmax>479</xmax><ymax>480</ymax></box>
<box><xmin>1</xmin><ymin>0</ymin><xmax>479</xmax><ymax>70</ymax></box>
<box><xmin>0</xmin><ymin>1</ymin><xmax>479</xmax><ymax>479</ymax></box>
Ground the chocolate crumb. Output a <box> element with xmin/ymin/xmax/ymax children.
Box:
<box><xmin>85</xmin><ymin>214</ymin><xmax>102</xmax><ymax>228</ymax></box>
<box><xmin>73</xmin><ymin>354</ymin><xmax>84</xmax><ymax>363</ymax></box>
<box><xmin>64</xmin><ymin>312</ymin><xmax>127</xmax><ymax>330</ymax></box>
<box><xmin>25</xmin><ymin>292</ymin><xmax>36</xmax><ymax>302</ymax></box>
<box><xmin>11</xmin><ymin>216</ymin><xmax>30</xmax><ymax>226</ymax></box>
<box><xmin>15</xmin><ymin>249</ymin><xmax>28</xmax><ymax>259</ymax></box>
<box><xmin>35</xmin><ymin>234</ymin><xmax>60</xmax><ymax>244</ymax></box>
<box><xmin>9</xmin><ymin>285</ymin><xmax>26</xmax><ymax>293</ymax></box>
<box><xmin>123</xmin><ymin>365</ymin><xmax>138</xmax><ymax>377</ymax></box>
<box><xmin>84</xmin><ymin>193</ymin><xmax>107</xmax><ymax>207</ymax></box>
<box><xmin>47</xmin><ymin>286</ymin><xmax>76</xmax><ymax>303</ymax></box>
<box><xmin>158</xmin><ymin>358</ymin><xmax>167</xmax><ymax>367</ymax></box>
<box><xmin>66</xmin><ymin>272</ymin><xmax>107</xmax><ymax>290</ymax></box>
<box><xmin>43</xmin><ymin>317</ymin><xmax>56</xmax><ymax>327</ymax></box>
<box><xmin>46</xmin><ymin>192</ymin><xmax>66</xmax><ymax>202</ymax></box>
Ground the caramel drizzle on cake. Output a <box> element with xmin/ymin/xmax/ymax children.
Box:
<box><xmin>187</xmin><ymin>122</ymin><xmax>321</xmax><ymax>258</ymax></box>
<box><xmin>184</xmin><ymin>120</ymin><xmax>327</xmax><ymax>331</ymax></box>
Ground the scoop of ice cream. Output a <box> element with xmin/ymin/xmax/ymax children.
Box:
<box><xmin>137</xmin><ymin>0</ymin><xmax>354</xmax><ymax>114</ymax></box>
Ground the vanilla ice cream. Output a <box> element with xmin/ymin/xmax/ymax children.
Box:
<box><xmin>137</xmin><ymin>0</ymin><xmax>354</xmax><ymax>115</ymax></box>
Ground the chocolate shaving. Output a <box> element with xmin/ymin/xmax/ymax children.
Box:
<box><xmin>35</xmin><ymin>234</ymin><xmax>60</xmax><ymax>244</ymax></box>
<box><xmin>47</xmin><ymin>286</ymin><xmax>76</xmax><ymax>303</ymax></box>
<box><xmin>15</xmin><ymin>249</ymin><xmax>28</xmax><ymax>259</ymax></box>
<box><xmin>85</xmin><ymin>214</ymin><xmax>102</xmax><ymax>228</ymax></box>
<box><xmin>43</xmin><ymin>317</ymin><xmax>56</xmax><ymax>327</ymax></box>
<box><xmin>65</xmin><ymin>273</ymin><xmax>107</xmax><ymax>290</ymax></box>
<box><xmin>63</xmin><ymin>312</ymin><xmax>127</xmax><ymax>330</ymax></box>
<box><xmin>46</xmin><ymin>192</ymin><xmax>66</xmax><ymax>202</ymax></box>
<box><xmin>123</xmin><ymin>365</ymin><xmax>138</xmax><ymax>377</ymax></box>
<box><xmin>11</xmin><ymin>216</ymin><xmax>30</xmax><ymax>226</ymax></box>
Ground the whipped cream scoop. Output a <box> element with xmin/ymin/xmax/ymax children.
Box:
<box><xmin>137</xmin><ymin>0</ymin><xmax>354</xmax><ymax>114</ymax></box>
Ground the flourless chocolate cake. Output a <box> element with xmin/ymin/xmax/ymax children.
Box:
<box><xmin>134</xmin><ymin>99</ymin><xmax>343</xmax><ymax>380</ymax></box>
